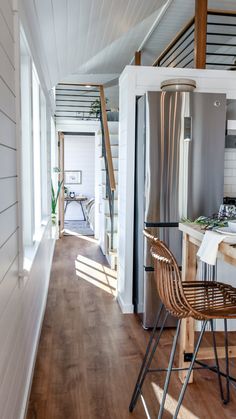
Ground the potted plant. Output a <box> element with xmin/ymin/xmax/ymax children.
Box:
<box><xmin>51</xmin><ymin>167</ymin><xmax>63</xmax><ymax>224</ymax></box>
<box><xmin>90</xmin><ymin>97</ymin><xmax>108</xmax><ymax>118</ymax></box>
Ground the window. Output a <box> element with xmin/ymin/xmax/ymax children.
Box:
<box><xmin>40</xmin><ymin>90</ymin><xmax>48</xmax><ymax>220</ymax></box>
<box><xmin>32</xmin><ymin>64</ymin><xmax>42</xmax><ymax>238</ymax></box>
<box><xmin>20</xmin><ymin>29</ymin><xmax>34</xmax><ymax>247</ymax></box>
<box><xmin>20</xmin><ymin>27</ymin><xmax>52</xmax><ymax>268</ymax></box>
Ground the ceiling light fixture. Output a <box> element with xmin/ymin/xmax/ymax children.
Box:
<box><xmin>85</xmin><ymin>85</ymin><xmax>92</xmax><ymax>88</ymax></box>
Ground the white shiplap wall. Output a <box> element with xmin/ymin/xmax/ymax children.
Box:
<box><xmin>0</xmin><ymin>2</ymin><xmax>55</xmax><ymax>418</ymax></box>
<box><xmin>224</xmin><ymin>149</ymin><xmax>236</xmax><ymax>197</ymax></box>
<box><xmin>0</xmin><ymin>1</ymin><xmax>20</xmax><ymax>416</ymax></box>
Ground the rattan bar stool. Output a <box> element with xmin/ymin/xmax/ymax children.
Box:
<box><xmin>129</xmin><ymin>230</ymin><xmax>236</xmax><ymax>418</ymax></box>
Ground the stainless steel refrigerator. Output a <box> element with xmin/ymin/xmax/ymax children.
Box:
<box><xmin>133</xmin><ymin>90</ymin><xmax>227</xmax><ymax>328</ymax></box>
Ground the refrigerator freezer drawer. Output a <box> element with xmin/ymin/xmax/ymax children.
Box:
<box><xmin>142</xmin><ymin>270</ymin><xmax>177</xmax><ymax>329</ymax></box>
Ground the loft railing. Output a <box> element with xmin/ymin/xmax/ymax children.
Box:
<box><xmin>153</xmin><ymin>17</ymin><xmax>195</xmax><ymax>68</ymax></box>
<box><xmin>55</xmin><ymin>84</ymin><xmax>101</xmax><ymax>120</ymax></box>
<box><xmin>99</xmin><ymin>85</ymin><xmax>116</xmax><ymax>250</ymax></box>
<box><xmin>206</xmin><ymin>10</ymin><xmax>236</xmax><ymax>69</ymax></box>
<box><xmin>153</xmin><ymin>9</ymin><xmax>236</xmax><ymax>70</ymax></box>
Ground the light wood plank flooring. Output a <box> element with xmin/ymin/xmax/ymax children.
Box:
<box><xmin>27</xmin><ymin>236</ymin><xmax>236</xmax><ymax>418</ymax></box>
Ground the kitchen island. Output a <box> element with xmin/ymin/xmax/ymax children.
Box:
<box><xmin>178</xmin><ymin>222</ymin><xmax>236</xmax><ymax>383</ymax></box>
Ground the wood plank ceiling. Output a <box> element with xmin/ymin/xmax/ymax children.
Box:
<box><xmin>21</xmin><ymin>0</ymin><xmax>167</xmax><ymax>89</ymax></box>
<box><xmin>20</xmin><ymin>0</ymin><xmax>236</xmax><ymax>92</ymax></box>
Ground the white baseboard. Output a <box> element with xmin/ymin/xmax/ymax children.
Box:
<box><xmin>117</xmin><ymin>293</ymin><xmax>134</xmax><ymax>313</ymax></box>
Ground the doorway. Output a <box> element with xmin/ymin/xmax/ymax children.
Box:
<box><xmin>58</xmin><ymin>131</ymin><xmax>95</xmax><ymax>237</ymax></box>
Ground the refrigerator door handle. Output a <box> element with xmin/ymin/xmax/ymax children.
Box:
<box><xmin>144</xmin><ymin>266</ymin><xmax>154</xmax><ymax>272</ymax></box>
<box><xmin>144</xmin><ymin>221</ymin><xmax>179</xmax><ymax>228</ymax></box>
<box><xmin>184</xmin><ymin>116</ymin><xmax>192</xmax><ymax>141</ymax></box>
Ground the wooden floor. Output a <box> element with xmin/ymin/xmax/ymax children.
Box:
<box><xmin>27</xmin><ymin>235</ymin><xmax>236</xmax><ymax>419</ymax></box>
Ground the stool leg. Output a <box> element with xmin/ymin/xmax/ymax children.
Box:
<box><xmin>173</xmin><ymin>320</ymin><xmax>207</xmax><ymax>419</ymax></box>
<box><xmin>157</xmin><ymin>319</ymin><xmax>181</xmax><ymax>419</ymax></box>
<box><xmin>129</xmin><ymin>304</ymin><xmax>167</xmax><ymax>412</ymax></box>
<box><xmin>224</xmin><ymin>319</ymin><xmax>230</xmax><ymax>404</ymax></box>
<box><xmin>210</xmin><ymin>319</ymin><xmax>225</xmax><ymax>402</ymax></box>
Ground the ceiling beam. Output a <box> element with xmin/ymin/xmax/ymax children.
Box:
<box><xmin>58</xmin><ymin>82</ymin><xmax>100</xmax><ymax>87</ymax></box>
<box><xmin>129</xmin><ymin>0</ymin><xmax>174</xmax><ymax>65</ymax></box>
<box><xmin>194</xmin><ymin>0</ymin><xmax>208</xmax><ymax>69</ymax></box>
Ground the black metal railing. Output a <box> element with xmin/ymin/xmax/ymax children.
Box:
<box><xmin>206</xmin><ymin>11</ymin><xmax>236</xmax><ymax>70</ymax></box>
<box><xmin>153</xmin><ymin>17</ymin><xmax>195</xmax><ymax>68</ymax></box>
<box><xmin>100</xmin><ymin>104</ymin><xmax>115</xmax><ymax>250</ymax></box>
<box><xmin>55</xmin><ymin>84</ymin><xmax>102</xmax><ymax>120</ymax></box>
<box><xmin>154</xmin><ymin>10</ymin><xmax>236</xmax><ymax>70</ymax></box>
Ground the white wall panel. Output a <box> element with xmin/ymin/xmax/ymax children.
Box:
<box><xmin>0</xmin><ymin>276</ymin><xmax>23</xmax><ymax>395</ymax></box>
<box><xmin>0</xmin><ymin>178</ymin><xmax>17</xmax><ymax>212</ymax></box>
<box><xmin>0</xmin><ymin>224</ymin><xmax>54</xmax><ymax>419</ymax></box>
<box><xmin>0</xmin><ymin>43</ymin><xmax>15</xmax><ymax>93</ymax></box>
<box><xmin>0</xmin><ymin>78</ymin><xmax>15</xmax><ymax>121</ymax></box>
<box><xmin>0</xmin><ymin>3</ymin><xmax>56</xmax><ymax>418</ymax></box>
<box><xmin>0</xmin><ymin>257</ymin><xmax>18</xmax><ymax>318</ymax></box>
<box><xmin>0</xmin><ymin>146</ymin><xmax>16</xmax><ymax>178</ymax></box>
<box><xmin>0</xmin><ymin>111</ymin><xmax>16</xmax><ymax>149</ymax></box>
<box><xmin>0</xmin><ymin>231</ymin><xmax>18</xmax><ymax>284</ymax></box>
<box><xmin>0</xmin><ymin>2</ymin><xmax>14</xmax><ymax>39</ymax></box>
<box><xmin>0</xmin><ymin>204</ymin><xmax>18</xmax><ymax>248</ymax></box>
<box><xmin>224</xmin><ymin>149</ymin><xmax>236</xmax><ymax>196</ymax></box>
<box><xmin>0</xmin><ymin>10</ymin><xmax>14</xmax><ymax>67</ymax></box>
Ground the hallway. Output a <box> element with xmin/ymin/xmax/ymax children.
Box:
<box><xmin>26</xmin><ymin>236</ymin><xmax>236</xmax><ymax>419</ymax></box>
<box><xmin>26</xmin><ymin>236</ymin><xmax>149</xmax><ymax>418</ymax></box>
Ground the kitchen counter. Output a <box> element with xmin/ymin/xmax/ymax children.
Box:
<box><xmin>178</xmin><ymin>222</ymin><xmax>236</xmax><ymax>383</ymax></box>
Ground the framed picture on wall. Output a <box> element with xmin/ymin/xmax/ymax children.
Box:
<box><xmin>64</xmin><ymin>170</ymin><xmax>82</xmax><ymax>184</ymax></box>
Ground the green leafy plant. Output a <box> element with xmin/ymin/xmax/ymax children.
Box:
<box><xmin>90</xmin><ymin>98</ymin><xmax>108</xmax><ymax>118</ymax></box>
<box><xmin>181</xmin><ymin>216</ymin><xmax>227</xmax><ymax>230</ymax></box>
<box><xmin>51</xmin><ymin>180</ymin><xmax>63</xmax><ymax>215</ymax></box>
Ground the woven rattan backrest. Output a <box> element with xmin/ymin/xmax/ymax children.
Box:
<box><xmin>143</xmin><ymin>230</ymin><xmax>189</xmax><ymax>318</ymax></box>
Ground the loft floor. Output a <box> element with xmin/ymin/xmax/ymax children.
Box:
<box><xmin>27</xmin><ymin>236</ymin><xmax>236</xmax><ymax>419</ymax></box>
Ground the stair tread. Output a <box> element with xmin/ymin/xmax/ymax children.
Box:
<box><xmin>97</xmin><ymin>132</ymin><xmax>119</xmax><ymax>136</ymax></box>
<box><xmin>102</xmin><ymin>197</ymin><xmax>118</xmax><ymax>201</ymax></box>
<box><xmin>102</xmin><ymin>182</ymin><xmax>118</xmax><ymax>186</ymax></box>
<box><xmin>101</xmin><ymin>168</ymin><xmax>118</xmax><ymax>172</ymax></box>
<box><xmin>105</xmin><ymin>213</ymin><xmax>118</xmax><ymax>217</ymax></box>
<box><xmin>100</xmin><ymin>156</ymin><xmax>118</xmax><ymax>159</ymax></box>
<box><xmin>109</xmin><ymin>249</ymin><xmax>118</xmax><ymax>255</ymax></box>
<box><xmin>98</xmin><ymin>143</ymin><xmax>119</xmax><ymax>147</ymax></box>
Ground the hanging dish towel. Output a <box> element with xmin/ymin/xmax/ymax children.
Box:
<box><xmin>197</xmin><ymin>231</ymin><xmax>227</xmax><ymax>266</ymax></box>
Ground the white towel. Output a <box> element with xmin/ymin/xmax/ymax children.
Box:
<box><xmin>197</xmin><ymin>231</ymin><xmax>227</xmax><ymax>266</ymax></box>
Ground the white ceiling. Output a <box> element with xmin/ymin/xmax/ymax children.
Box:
<box><xmin>20</xmin><ymin>0</ymin><xmax>236</xmax><ymax>96</ymax></box>
<box><xmin>20</xmin><ymin>0</ymin><xmax>167</xmax><ymax>89</ymax></box>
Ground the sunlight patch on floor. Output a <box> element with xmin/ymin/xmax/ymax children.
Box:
<box><xmin>151</xmin><ymin>382</ymin><xmax>200</xmax><ymax>419</ymax></box>
<box><xmin>64</xmin><ymin>229</ymin><xmax>98</xmax><ymax>243</ymax></box>
<box><xmin>75</xmin><ymin>254</ymin><xmax>117</xmax><ymax>296</ymax></box>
